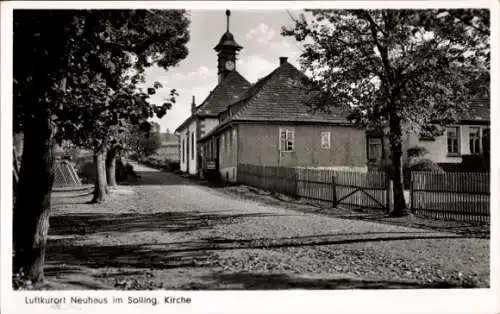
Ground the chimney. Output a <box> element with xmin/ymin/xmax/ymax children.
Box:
<box><xmin>191</xmin><ymin>95</ymin><xmax>196</xmax><ymax>114</ymax></box>
<box><xmin>279</xmin><ymin>57</ymin><xmax>288</xmax><ymax>65</ymax></box>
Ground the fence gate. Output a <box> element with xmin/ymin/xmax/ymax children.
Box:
<box><xmin>333</xmin><ymin>171</ymin><xmax>387</xmax><ymax>210</ymax></box>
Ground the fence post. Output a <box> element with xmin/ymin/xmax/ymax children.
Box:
<box><xmin>387</xmin><ymin>179</ymin><xmax>394</xmax><ymax>214</ymax></box>
<box><xmin>332</xmin><ymin>175</ymin><xmax>338</xmax><ymax>208</ymax></box>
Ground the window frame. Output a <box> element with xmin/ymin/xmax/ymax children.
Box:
<box><xmin>181</xmin><ymin>139</ymin><xmax>185</xmax><ymax>163</ymax></box>
<box><xmin>446</xmin><ymin>126</ymin><xmax>460</xmax><ymax>156</ymax></box>
<box><xmin>469</xmin><ymin>127</ymin><xmax>481</xmax><ymax>154</ymax></box>
<box><xmin>367</xmin><ymin>137</ymin><xmax>383</xmax><ymax>163</ymax></box>
<box><xmin>191</xmin><ymin>133</ymin><xmax>195</xmax><ymax>160</ymax></box>
<box><xmin>279</xmin><ymin>128</ymin><xmax>295</xmax><ymax>152</ymax></box>
<box><xmin>320</xmin><ymin>131</ymin><xmax>331</xmax><ymax>149</ymax></box>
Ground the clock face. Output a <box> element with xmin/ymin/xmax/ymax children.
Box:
<box><xmin>225</xmin><ymin>60</ymin><xmax>235</xmax><ymax>71</ymax></box>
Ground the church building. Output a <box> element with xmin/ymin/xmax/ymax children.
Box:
<box><xmin>175</xmin><ymin>10</ymin><xmax>251</xmax><ymax>175</ymax></box>
<box><xmin>177</xmin><ymin>10</ymin><xmax>368</xmax><ymax>181</ymax></box>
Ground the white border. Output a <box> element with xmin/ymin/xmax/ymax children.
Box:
<box><xmin>1</xmin><ymin>1</ymin><xmax>499</xmax><ymax>314</ymax></box>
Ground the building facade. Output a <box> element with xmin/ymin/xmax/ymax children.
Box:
<box><xmin>199</xmin><ymin>58</ymin><xmax>367</xmax><ymax>182</ymax></box>
<box><xmin>365</xmin><ymin>98</ymin><xmax>490</xmax><ymax>168</ymax></box>
<box><xmin>175</xmin><ymin>10</ymin><xmax>251</xmax><ymax>175</ymax></box>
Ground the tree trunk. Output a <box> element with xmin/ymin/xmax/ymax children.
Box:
<box><xmin>106</xmin><ymin>147</ymin><xmax>118</xmax><ymax>188</ymax></box>
<box><xmin>13</xmin><ymin>112</ymin><xmax>56</xmax><ymax>283</ymax></box>
<box><xmin>91</xmin><ymin>147</ymin><xmax>108</xmax><ymax>203</ymax></box>
<box><xmin>388</xmin><ymin>116</ymin><xmax>409</xmax><ymax>217</ymax></box>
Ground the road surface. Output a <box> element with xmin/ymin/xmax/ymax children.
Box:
<box><xmin>46</xmin><ymin>162</ymin><xmax>489</xmax><ymax>289</ymax></box>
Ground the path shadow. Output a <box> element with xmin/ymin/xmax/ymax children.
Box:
<box><xmin>49</xmin><ymin>211</ymin><xmax>286</xmax><ymax>236</ymax></box>
<box><xmin>46</xmin><ymin>241</ymin><xmax>217</xmax><ymax>270</ymax></box>
<box><xmin>186</xmin><ymin>272</ymin><xmax>468</xmax><ymax>289</ymax></box>
<box><xmin>45</xmin><ymin>230</ymin><xmax>466</xmax><ymax>274</ymax></box>
<box><xmin>120</xmin><ymin>171</ymin><xmax>199</xmax><ymax>186</ymax></box>
<box><xmin>158</xmin><ymin>233</ymin><xmax>467</xmax><ymax>253</ymax></box>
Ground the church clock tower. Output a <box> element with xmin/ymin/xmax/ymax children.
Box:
<box><xmin>214</xmin><ymin>10</ymin><xmax>242</xmax><ymax>83</ymax></box>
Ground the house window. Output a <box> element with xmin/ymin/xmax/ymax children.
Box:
<box><xmin>367</xmin><ymin>137</ymin><xmax>383</xmax><ymax>162</ymax></box>
<box><xmin>321</xmin><ymin>131</ymin><xmax>331</xmax><ymax>149</ymax></box>
<box><xmin>469</xmin><ymin>127</ymin><xmax>481</xmax><ymax>154</ymax></box>
<box><xmin>280</xmin><ymin>128</ymin><xmax>294</xmax><ymax>152</ymax></box>
<box><xmin>182</xmin><ymin>139</ymin><xmax>185</xmax><ymax>163</ymax></box>
<box><xmin>191</xmin><ymin>133</ymin><xmax>194</xmax><ymax>160</ymax></box>
<box><xmin>447</xmin><ymin>127</ymin><xmax>459</xmax><ymax>154</ymax></box>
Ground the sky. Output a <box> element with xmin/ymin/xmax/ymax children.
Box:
<box><xmin>142</xmin><ymin>10</ymin><xmax>304</xmax><ymax>133</ymax></box>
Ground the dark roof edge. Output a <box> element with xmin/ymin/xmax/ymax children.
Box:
<box><xmin>174</xmin><ymin>115</ymin><xmax>196</xmax><ymax>133</ymax></box>
<box><xmin>196</xmin><ymin>70</ymin><xmax>251</xmax><ymax>113</ymax></box>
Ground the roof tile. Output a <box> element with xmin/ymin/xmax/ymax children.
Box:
<box><xmin>229</xmin><ymin>62</ymin><xmax>350</xmax><ymax>123</ymax></box>
<box><xmin>195</xmin><ymin>71</ymin><xmax>251</xmax><ymax>116</ymax></box>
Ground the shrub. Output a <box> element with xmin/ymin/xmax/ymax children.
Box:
<box><xmin>461</xmin><ymin>154</ymin><xmax>489</xmax><ymax>173</ymax></box>
<box><xmin>115</xmin><ymin>158</ymin><xmax>128</xmax><ymax>182</ymax></box>
<box><xmin>403</xmin><ymin>158</ymin><xmax>444</xmax><ymax>189</ymax></box>
<box><xmin>407</xmin><ymin>146</ymin><xmax>429</xmax><ymax>159</ymax></box>
<box><xmin>164</xmin><ymin>159</ymin><xmax>180</xmax><ymax>172</ymax></box>
<box><xmin>74</xmin><ymin>155</ymin><xmax>95</xmax><ymax>184</ymax></box>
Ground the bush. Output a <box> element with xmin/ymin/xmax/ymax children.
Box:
<box><xmin>75</xmin><ymin>155</ymin><xmax>95</xmax><ymax>184</ymax></box>
<box><xmin>461</xmin><ymin>154</ymin><xmax>489</xmax><ymax>172</ymax></box>
<box><xmin>407</xmin><ymin>146</ymin><xmax>429</xmax><ymax>159</ymax></box>
<box><xmin>403</xmin><ymin>158</ymin><xmax>444</xmax><ymax>189</ymax></box>
<box><xmin>139</xmin><ymin>155</ymin><xmax>167</xmax><ymax>170</ymax></box>
<box><xmin>116</xmin><ymin>158</ymin><xmax>128</xmax><ymax>182</ymax></box>
<box><xmin>164</xmin><ymin>159</ymin><xmax>180</xmax><ymax>172</ymax></box>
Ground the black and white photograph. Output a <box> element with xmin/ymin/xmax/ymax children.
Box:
<box><xmin>1</xmin><ymin>1</ymin><xmax>498</xmax><ymax>313</ymax></box>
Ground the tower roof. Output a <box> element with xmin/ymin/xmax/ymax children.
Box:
<box><xmin>214</xmin><ymin>32</ymin><xmax>242</xmax><ymax>51</ymax></box>
<box><xmin>214</xmin><ymin>10</ymin><xmax>242</xmax><ymax>51</ymax></box>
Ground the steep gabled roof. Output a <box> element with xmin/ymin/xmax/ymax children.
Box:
<box><xmin>198</xmin><ymin>62</ymin><xmax>353</xmax><ymax>143</ymax></box>
<box><xmin>175</xmin><ymin>70</ymin><xmax>251</xmax><ymax>133</ymax></box>
<box><xmin>195</xmin><ymin>71</ymin><xmax>251</xmax><ymax>116</ymax></box>
<box><xmin>227</xmin><ymin>62</ymin><xmax>350</xmax><ymax>123</ymax></box>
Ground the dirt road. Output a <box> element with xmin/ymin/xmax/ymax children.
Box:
<box><xmin>45</xmin><ymin>162</ymin><xmax>489</xmax><ymax>289</ymax></box>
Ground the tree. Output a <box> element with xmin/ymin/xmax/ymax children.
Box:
<box><xmin>138</xmin><ymin>125</ymin><xmax>163</xmax><ymax>157</ymax></box>
<box><xmin>282</xmin><ymin>9</ymin><xmax>489</xmax><ymax>216</ymax></box>
<box><xmin>13</xmin><ymin>9</ymin><xmax>189</xmax><ymax>283</ymax></box>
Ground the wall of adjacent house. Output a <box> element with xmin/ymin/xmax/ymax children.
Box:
<box><xmin>198</xmin><ymin>118</ymin><xmax>219</xmax><ymax>138</ymax></box>
<box><xmin>237</xmin><ymin>123</ymin><xmax>367</xmax><ymax>170</ymax></box>
<box><xmin>179</xmin><ymin>120</ymin><xmax>198</xmax><ymax>174</ymax></box>
<box><xmin>403</xmin><ymin>124</ymin><xmax>489</xmax><ymax>164</ymax></box>
<box><xmin>219</xmin><ymin>127</ymin><xmax>238</xmax><ymax>182</ymax></box>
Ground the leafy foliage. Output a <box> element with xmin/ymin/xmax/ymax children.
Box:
<box><xmin>282</xmin><ymin>9</ymin><xmax>489</xmax><ymax>137</ymax></box>
<box><xmin>14</xmin><ymin>10</ymin><xmax>190</xmax><ymax>148</ymax></box>
<box><xmin>12</xmin><ymin>9</ymin><xmax>190</xmax><ymax>281</ymax></box>
<box><xmin>403</xmin><ymin>158</ymin><xmax>444</xmax><ymax>188</ymax></box>
<box><xmin>283</xmin><ymin>9</ymin><xmax>489</xmax><ymax>213</ymax></box>
<box><xmin>407</xmin><ymin>146</ymin><xmax>429</xmax><ymax>159</ymax></box>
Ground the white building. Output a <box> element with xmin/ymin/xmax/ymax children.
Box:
<box><xmin>175</xmin><ymin>10</ymin><xmax>251</xmax><ymax>175</ymax></box>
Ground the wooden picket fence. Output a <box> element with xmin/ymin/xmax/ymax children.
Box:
<box><xmin>410</xmin><ymin>172</ymin><xmax>490</xmax><ymax>223</ymax></box>
<box><xmin>236</xmin><ymin>164</ymin><xmax>490</xmax><ymax>224</ymax></box>
<box><xmin>237</xmin><ymin>164</ymin><xmax>387</xmax><ymax>209</ymax></box>
<box><xmin>53</xmin><ymin>161</ymin><xmax>82</xmax><ymax>188</ymax></box>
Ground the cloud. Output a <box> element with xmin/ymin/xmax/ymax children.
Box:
<box><xmin>246</xmin><ymin>23</ymin><xmax>276</xmax><ymax>43</ymax></box>
<box><xmin>171</xmin><ymin>65</ymin><xmax>216</xmax><ymax>82</ymax></box>
<box><xmin>270</xmin><ymin>40</ymin><xmax>300</xmax><ymax>60</ymax></box>
<box><xmin>238</xmin><ymin>55</ymin><xmax>277</xmax><ymax>83</ymax></box>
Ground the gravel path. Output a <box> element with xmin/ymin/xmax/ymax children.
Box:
<box><xmin>45</xmin><ymin>162</ymin><xmax>489</xmax><ymax>290</ymax></box>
